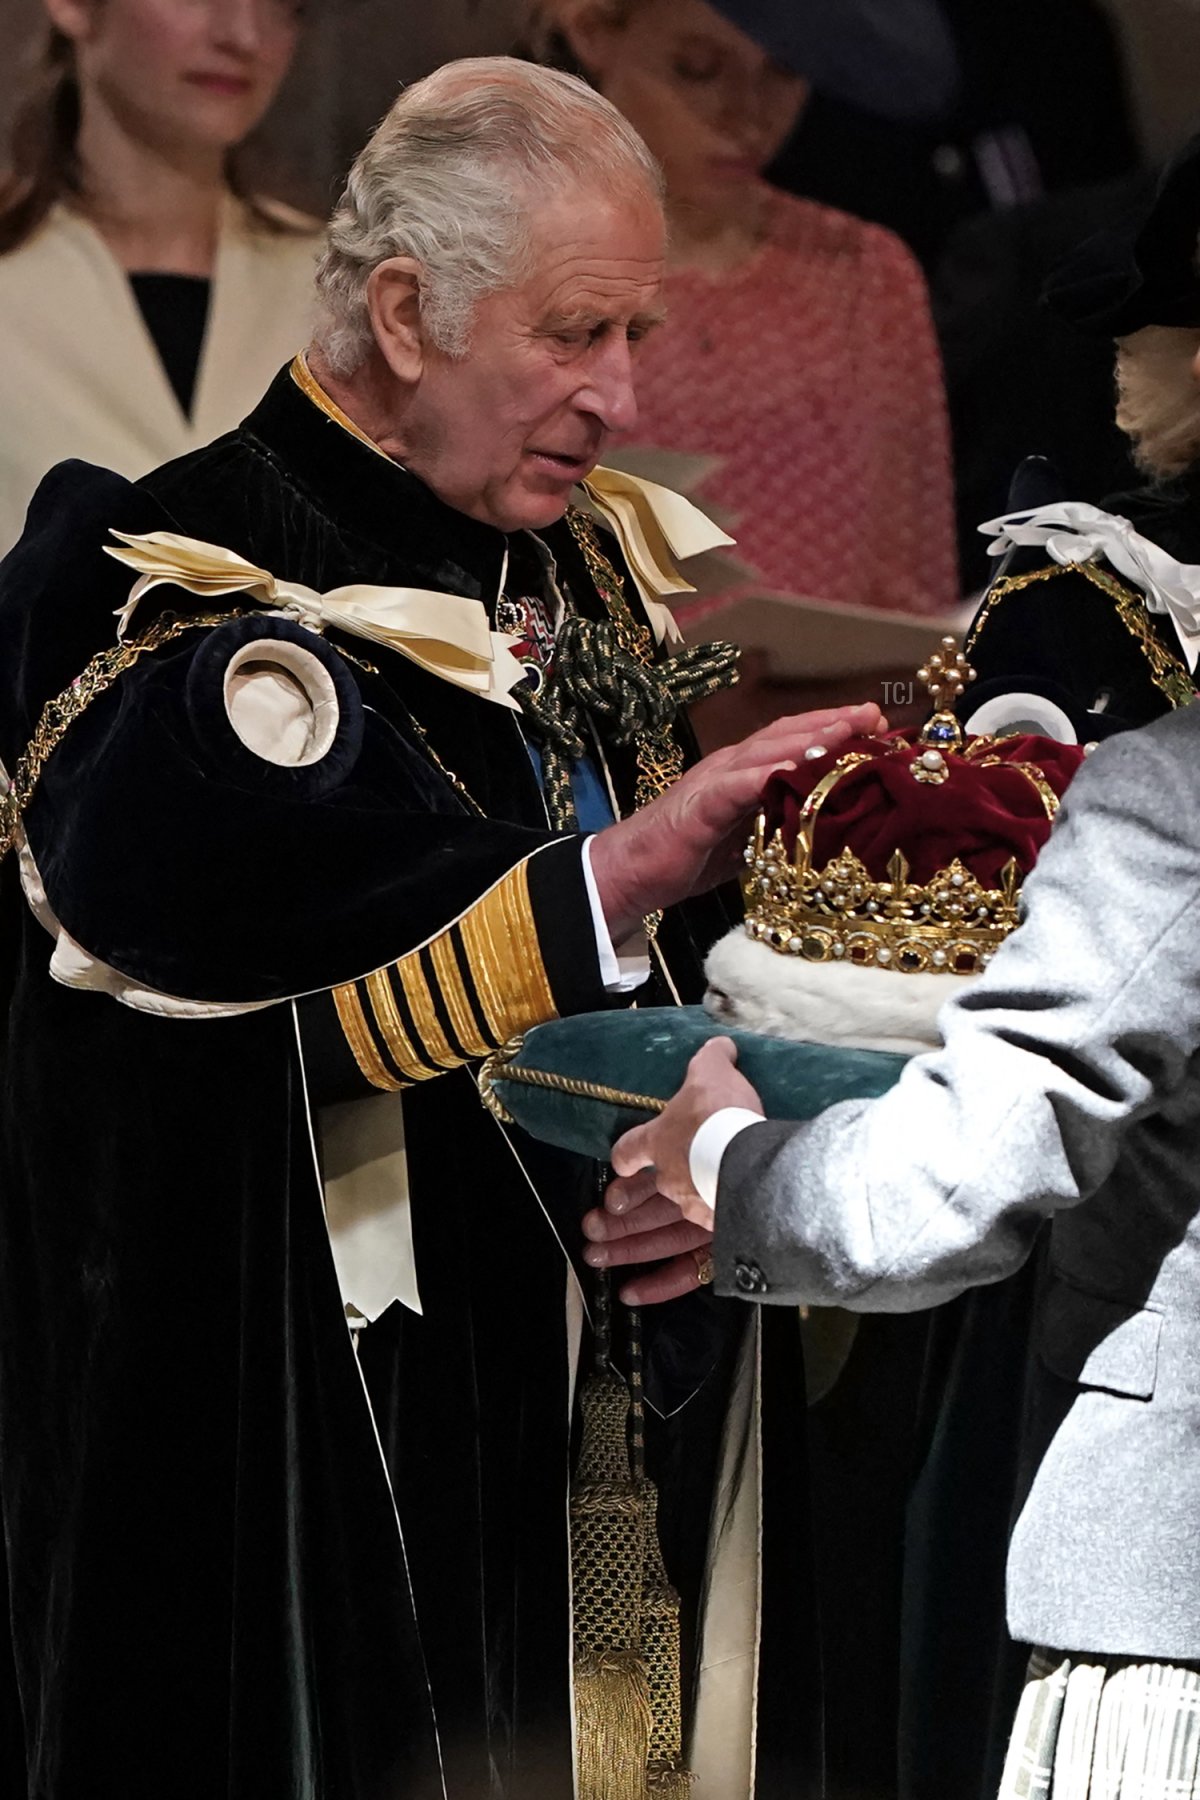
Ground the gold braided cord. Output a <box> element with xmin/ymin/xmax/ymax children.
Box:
<box><xmin>476</xmin><ymin>1041</ymin><xmax>667</xmax><ymax>1125</ymax></box>
<box><xmin>399</xmin><ymin>707</ymin><xmax>487</xmax><ymax>816</ymax></box>
<box><xmin>625</xmin><ymin>1291</ymin><xmax>689</xmax><ymax>1789</ymax></box>
<box><xmin>966</xmin><ymin>561</ymin><xmax>1196</xmax><ymax>711</ymax></box>
<box><xmin>476</xmin><ymin>1039</ymin><xmax>524</xmax><ymax>1121</ymax></box>
<box><xmin>0</xmin><ymin>608</ymin><xmax>247</xmax><ymax>863</ymax></box>
<box><xmin>478</xmin><ymin>1023</ymin><xmax>692</xmax><ymax>1792</ymax></box>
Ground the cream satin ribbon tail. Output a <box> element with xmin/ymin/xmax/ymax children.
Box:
<box><xmin>104</xmin><ymin>529</ymin><xmax>525</xmax><ymax>707</ymax></box>
<box><xmin>581</xmin><ymin>467</ymin><xmax>736</xmax><ymax>647</ymax></box>
<box><xmin>982</xmin><ymin>500</ymin><xmax>1200</xmax><ymax>674</ymax></box>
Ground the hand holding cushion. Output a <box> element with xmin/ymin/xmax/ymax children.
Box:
<box><xmin>585</xmin><ymin>1038</ymin><xmax>764</xmax><ymax>1305</ymax></box>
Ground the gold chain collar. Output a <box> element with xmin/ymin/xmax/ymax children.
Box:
<box><xmin>0</xmin><ymin>609</ymin><xmax>247</xmax><ymax>863</ymax></box>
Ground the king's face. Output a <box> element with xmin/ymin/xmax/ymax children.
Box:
<box><xmin>401</xmin><ymin>186</ymin><xmax>667</xmax><ymax>534</ymax></box>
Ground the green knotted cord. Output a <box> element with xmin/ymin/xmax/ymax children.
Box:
<box><xmin>517</xmin><ymin>614</ymin><xmax>739</xmax><ymax>832</ymax></box>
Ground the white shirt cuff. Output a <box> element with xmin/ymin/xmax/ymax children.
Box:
<box><xmin>582</xmin><ymin>835</ymin><xmax>650</xmax><ymax>994</ymax></box>
<box><xmin>689</xmin><ymin>1108</ymin><xmax>766</xmax><ymax>1207</ymax></box>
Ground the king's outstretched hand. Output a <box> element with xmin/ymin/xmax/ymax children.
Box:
<box><xmin>587</xmin><ymin>703</ymin><xmax>884</xmax><ymax>941</ymax></box>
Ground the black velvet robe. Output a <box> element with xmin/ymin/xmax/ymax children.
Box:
<box><xmin>0</xmin><ymin>367</ymin><xmax>815</xmax><ymax>1799</ymax></box>
<box><xmin>960</xmin><ymin>469</ymin><xmax>1199</xmax><ymax>744</ymax></box>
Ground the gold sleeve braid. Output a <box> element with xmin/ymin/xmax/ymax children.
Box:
<box><xmin>332</xmin><ymin>857</ymin><xmax>558</xmax><ymax>1091</ymax></box>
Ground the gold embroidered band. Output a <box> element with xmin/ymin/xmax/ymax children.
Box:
<box><xmin>458</xmin><ymin>859</ymin><xmax>557</xmax><ymax>1043</ymax></box>
<box><xmin>332</xmin><ymin>983</ymin><xmax>406</xmax><ymax>1091</ymax></box>
<box><xmin>332</xmin><ymin>859</ymin><xmax>559</xmax><ymax>1091</ymax></box>
<box><xmin>364</xmin><ymin>966</ymin><xmax>441</xmax><ymax>1081</ymax></box>
<box><xmin>428</xmin><ymin>932</ymin><xmax>493</xmax><ymax>1059</ymax></box>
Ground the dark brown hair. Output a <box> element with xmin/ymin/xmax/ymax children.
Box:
<box><xmin>0</xmin><ymin>26</ymin><xmax>80</xmax><ymax>255</ymax></box>
<box><xmin>0</xmin><ymin>21</ymin><xmax>305</xmax><ymax>258</ymax></box>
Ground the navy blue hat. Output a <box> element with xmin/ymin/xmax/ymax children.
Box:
<box><xmin>708</xmin><ymin>0</ymin><xmax>960</xmax><ymax>124</ymax></box>
<box><xmin>1044</xmin><ymin>128</ymin><xmax>1200</xmax><ymax>336</ymax></box>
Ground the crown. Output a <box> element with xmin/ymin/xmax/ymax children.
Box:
<box><xmin>742</xmin><ymin>832</ymin><xmax>1023</xmax><ymax>975</ymax></box>
<box><xmin>740</xmin><ymin>638</ymin><xmax>1085</xmax><ymax>976</ymax></box>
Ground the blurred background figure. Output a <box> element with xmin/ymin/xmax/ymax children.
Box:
<box><xmin>0</xmin><ymin>0</ymin><xmax>321</xmax><ymax>556</ymax></box>
<box><xmin>935</xmin><ymin>168</ymin><xmax>1157</xmax><ymax>593</ymax></box>
<box><xmin>523</xmin><ymin>0</ymin><xmax>962</xmax><ymax>621</ymax></box>
<box><xmin>771</xmin><ymin>0</ymin><xmax>1139</xmax><ymax>273</ymax></box>
<box><xmin>762</xmin><ymin>0</ymin><xmax>1145</xmax><ymax>593</ymax></box>
<box><xmin>762</xmin><ymin>0</ymin><xmax>1200</xmax><ymax>597</ymax></box>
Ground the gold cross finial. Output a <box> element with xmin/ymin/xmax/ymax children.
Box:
<box><xmin>917</xmin><ymin>637</ymin><xmax>975</xmax><ymax>714</ymax></box>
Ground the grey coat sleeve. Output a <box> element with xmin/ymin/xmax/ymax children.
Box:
<box><xmin>712</xmin><ymin>703</ymin><xmax>1200</xmax><ymax>1310</ymax></box>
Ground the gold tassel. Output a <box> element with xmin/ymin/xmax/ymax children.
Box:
<box><xmin>647</xmin><ymin>1766</ymin><xmax>696</xmax><ymax>1796</ymax></box>
<box><xmin>572</xmin><ymin>1370</ymin><xmax>651</xmax><ymax>1800</ymax></box>
<box><xmin>575</xmin><ymin>1648</ymin><xmax>653</xmax><ymax>1800</ymax></box>
<box><xmin>639</xmin><ymin>1481</ymin><xmax>695</xmax><ymax>1794</ymax></box>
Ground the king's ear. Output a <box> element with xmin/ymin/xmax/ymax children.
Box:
<box><xmin>366</xmin><ymin>258</ymin><xmax>426</xmax><ymax>385</ymax></box>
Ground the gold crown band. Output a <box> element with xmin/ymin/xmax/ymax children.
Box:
<box><xmin>741</xmin><ymin>821</ymin><xmax>1023</xmax><ymax>976</ymax></box>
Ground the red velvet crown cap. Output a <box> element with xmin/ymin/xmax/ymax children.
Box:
<box><xmin>760</xmin><ymin>729</ymin><xmax>1087</xmax><ymax>888</ymax></box>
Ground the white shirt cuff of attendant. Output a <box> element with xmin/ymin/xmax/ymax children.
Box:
<box><xmin>582</xmin><ymin>835</ymin><xmax>651</xmax><ymax>994</ymax></box>
<box><xmin>689</xmin><ymin>1108</ymin><xmax>766</xmax><ymax>1207</ymax></box>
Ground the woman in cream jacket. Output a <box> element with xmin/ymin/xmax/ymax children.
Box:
<box><xmin>0</xmin><ymin>0</ymin><xmax>323</xmax><ymax>556</ymax></box>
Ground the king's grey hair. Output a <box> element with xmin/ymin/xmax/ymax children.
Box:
<box><xmin>312</xmin><ymin>57</ymin><xmax>664</xmax><ymax>376</ymax></box>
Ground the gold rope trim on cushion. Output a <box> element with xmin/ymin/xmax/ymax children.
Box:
<box><xmin>477</xmin><ymin>1038</ymin><xmax>667</xmax><ymax>1126</ymax></box>
<box><xmin>333</xmin><ymin>860</ymin><xmax>561</xmax><ymax>1091</ymax></box>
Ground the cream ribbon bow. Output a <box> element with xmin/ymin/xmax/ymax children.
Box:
<box><xmin>981</xmin><ymin>500</ymin><xmax>1200</xmax><ymax>673</ymax></box>
<box><xmin>581</xmin><ymin>467</ymin><xmax>736</xmax><ymax>646</ymax></box>
<box><xmin>103</xmin><ymin>530</ymin><xmax>526</xmax><ymax>708</ymax></box>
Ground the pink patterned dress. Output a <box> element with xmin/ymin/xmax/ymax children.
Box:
<box><xmin>629</xmin><ymin>188</ymin><xmax>959</xmax><ymax>619</ymax></box>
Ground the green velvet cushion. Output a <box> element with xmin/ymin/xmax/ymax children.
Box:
<box><xmin>480</xmin><ymin>1005</ymin><xmax>908</xmax><ymax>1160</ymax></box>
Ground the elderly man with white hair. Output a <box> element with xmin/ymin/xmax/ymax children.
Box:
<box><xmin>0</xmin><ymin>57</ymin><xmax>877</xmax><ymax>1800</ymax></box>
